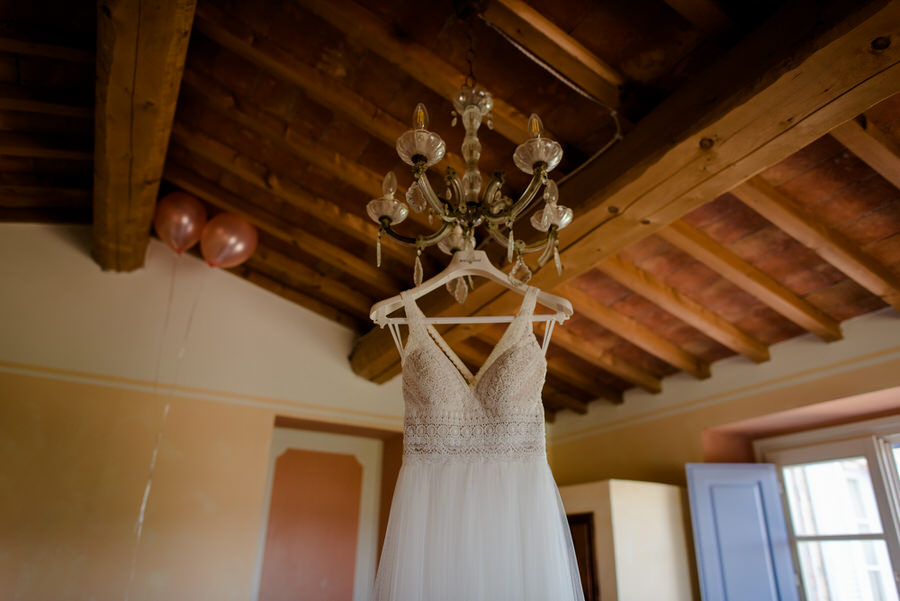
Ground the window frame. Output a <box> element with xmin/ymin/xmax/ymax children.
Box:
<box><xmin>754</xmin><ymin>416</ymin><xmax>900</xmax><ymax>601</ymax></box>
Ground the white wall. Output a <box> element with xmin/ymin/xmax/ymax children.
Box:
<box><xmin>0</xmin><ymin>223</ymin><xmax>403</xmax><ymax>430</ymax></box>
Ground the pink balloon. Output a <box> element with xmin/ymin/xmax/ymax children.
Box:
<box><xmin>200</xmin><ymin>213</ymin><xmax>258</xmax><ymax>268</ymax></box>
<box><xmin>153</xmin><ymin>191</ymin><xmax>207</xmax><ymax>255</ymax></box>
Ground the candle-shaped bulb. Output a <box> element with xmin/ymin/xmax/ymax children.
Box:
<box><xmin>413</xmin><ymin>103</ymin><xmax>430</xmax><ymax>129</ymax></box>
<box><xmin>527</xmin><ymin>113</ymin><xmax>544</xmax><ymax>138</ymax></box>
<box><xmin>382</xmin><ymin>171</ymin><xmax>397</xmax><ymax>197</ymax></box>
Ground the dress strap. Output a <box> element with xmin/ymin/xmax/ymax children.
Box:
<box><xmin>518</xmin><ymin>285</ymin><xmax>540</xmax><ymax>318</ymax></box>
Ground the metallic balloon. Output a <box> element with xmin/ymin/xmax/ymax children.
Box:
<box><xmin>153</xmin><ymin>191</ymin><xmax>207</xmax><ymax>255</ymax></box>
<box><xmin>200</xmin><ymin>213</ymin><xmax>258</xmax><ymax>268</ymax></box>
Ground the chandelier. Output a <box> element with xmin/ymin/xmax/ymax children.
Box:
<box><xmin>366</xmin><ymin>83</ymin><xmax>573</xmax><ymax>303</ymax></box>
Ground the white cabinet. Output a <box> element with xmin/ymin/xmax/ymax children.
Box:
<box><xmin>559</xmin><ymin>479</ymin><xmax>698</xmax><ymax>601</ymax></box>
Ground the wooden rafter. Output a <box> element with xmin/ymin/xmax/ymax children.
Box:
<box><xmin>548</xmin><ymin>325</ymin><xmax>662</xmax><ymax>393</ymax></box>
<box><xmin>831</xmin><ymin>115</ymin><xmax>900</xmax><ymax>190</ymax></box>
<box><xmin>657</xmin><ymin>220</ymin><xmax>843</xmax><ymax>341</ymax></box>
<box><xmin>296</xmin><ymin>0</ymin><xmax>533</xmax><ymax>143</ymax></box>
<box><xmin>179</xmin><ymin>71</ymin><xmax>380</xmax><ymax>201</ymax></box>
<box><xmin>176</xmin><ymin>71</ymin><xmax>431</xmax><ymax>231</ymax></box>
<box><xmin>168</xmin><ymin>125</ymin><xmax>412</xmax><ymax>265</ymax></box>
<box><xmin>250</xmin><ymin>245</ymin><xmax>373</xmax><ymax>317</ymax></box>
<box><xmin>192</xmin><ymin>3</ymin><xmax>470</xmax><ymax>175</ymax></box>
<box><xmin>163</xmin><ymin>164</ymin><xmax>401</xmax><ymax>297</ymax></box>
<box><xmin>0</xmin><ymin>132</ymin><xmax>91</xmax><ymax>160</ymax></box>
<box><xmin>93</xmin><ymin>0</ymin><xmax>197</xmax><ymax>271</ymax></box>
<box><xmin>558</xmin><ymin>283</ymin><xmax>711</xmax><ymax>379</ymax></box>
<box><xmin>596</xmin><ymin>255</ymin><xmax>770</xmax><ymax>362</ymax></box>
<box><xmin>350</xmin><ymin>0</ymin><xmax>900</xmax><ymax>383</ymax></box>
<box><xmin>481</xmin><ymin>0</ymin><xmax>623</xmax><ymax>108</ymax></box>
<box><xmin>662</xmin><ymin>0</ymin><xmax>733</xmax><ymax>38</ymax></box>
<box><xmin>0</xmin><ymin>85</ymin><xmax>92</xmax><ymax>118</ymax></box>
<box><xmin>733</xmin><ymin>177</ymin><xmax>900</xmax><ymax>311</ymax></box>
<box><xmin>0</xmin><ymin>185</ymin><xmax>91</xmax><ymax>207</ymax></box>
<box><xmin>239</xmin><ymin>268</ymin><xmax>361</xmax><ymax>330</ymax></box>
<box><xmin>0</xmin><ymin>36</ymin><xmax>93</xmax><ymax>62</ymax></box>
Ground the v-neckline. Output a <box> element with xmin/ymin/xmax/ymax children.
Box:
<box><xmin>404</xmin><ymin>287</ymin><xmax>538</xmax><ymax>390</ymax></box>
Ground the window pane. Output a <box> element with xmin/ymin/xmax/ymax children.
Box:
<box><xmin>782</xmin><ymin>457</ymin><xmax>883</xmax><ymax>535</ymax></box>
<box><xmin>797</xmin><ymin>540</ymin><xmax>897</xmax><ymax>601</ymax></box>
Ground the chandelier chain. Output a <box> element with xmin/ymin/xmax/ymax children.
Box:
<box><xmin>464</xmin><ymin>25</ymin><xmax>476</xmax><ymax>88</ymax></box>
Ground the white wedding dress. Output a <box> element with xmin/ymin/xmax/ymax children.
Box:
<box><xmin>373</xmin><ymin>286</ymin><xmax>585</xmax><ymax>601</ymax></box>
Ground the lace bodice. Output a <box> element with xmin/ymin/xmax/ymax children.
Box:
<box><xmin>399</xmin><ymin>286</ymin><xmax>547</xmax><ymax>463</ymax></box>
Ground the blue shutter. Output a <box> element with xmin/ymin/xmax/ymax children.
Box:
<box><xmin>686</xmin><ymin>463</ymin><xmax>799</xmax><ymax>601</ymax></box>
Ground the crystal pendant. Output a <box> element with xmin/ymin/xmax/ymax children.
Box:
<box><xmin>452</xmin><ymin>277</ymin><xmax>468</xmax><ymax>304</ymax></box>
<box><xmin>376</xmin><ymin>229</ymin><xmax>382</xmax><ymax>268</ymax></box>
<box><xmin>507</xmin><ymin>226</ymin><xmax>515</xmax><ymax>263</ymax></box>
<box><xmin>553</xmin><ymin>242</ymin><xmax>562</xmax><ymax>275</ymax></box>
<box><xmin>509</xmin><ymin>255</ymin><xmax>532</xmax><ymax>286</ymax></box>
<box><xmin>413</xmin><ymin>248</ymin><xmax>423</xmax><ymax>286</ymax></box>
<box><xmin>406</xmin><ymin>181</ymin><xmax>427</xmax><ymax>213</ymax></box>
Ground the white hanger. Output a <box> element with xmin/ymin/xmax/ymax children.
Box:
<box><xmin>370</xmin><ymin>249</ymin><xmax>573</xmax><ymax>327</ymax></box>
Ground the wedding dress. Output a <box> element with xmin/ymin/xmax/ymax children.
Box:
<box><xmin>373</xmin><ymin>286</ymin><xmax>585</xmax><ymax>601</ymax></box>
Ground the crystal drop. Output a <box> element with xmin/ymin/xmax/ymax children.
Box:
<box><xmin>509</xmin><ymin>255</ymin><xmax>532</xmax><ymax>285</ymax></box>
<box><xmin>543</xmin><ymin>180</ymin><xmax>559</xmax><ymax>205</ymax></box>
<box><xmin>553</xmin><ymin>243</ymin><xmax>562</xmax><ymax>275</ymax></box>
<box><xmin>453</xmin><ymin>277</ymin><xmax>468</xmax><ymax>304</ymax></box>
<box><xmin>376</xmin><ymin>229</ymin><xmax>382</xmax><ymax>268</ymax></box>
<box><xmin>406</xmin><ymin>181</ymin><xmax>427</xmax><ymax>213</ymax></box>
<box><xmin>445</xmin><ymin>280</ymin><xmax>455</xmax><ymax>296</ymax></box>
<box><xmin>486</xmin><ymin>113</ymin><xmax>494</xmax><ymax>130</ymax></box>
<box><xmin>428</xmin><ymin>211</ymin><xmax>433</xmax><ymax>225</ymax></box>
<box><xmin>444</xmin><ymin>186</ymin><xmax>452</xmax><ymax>201</ymax></box>
<box><xmin>413</xmin><ymin>253</ymin><xmax>423</xmax><ymax>286</ymax></box>
<box><xmin>467</xmin><ymin>275</ymin><xmax>474</xmax><ymax>291</ymax></box>
<box><xmin>451</xmin><ymin>113</ymin><xmax>458</xmax><ymax>127</ymax></box>
<box><xmin>507</xmin><ymin>227</ymin><xmax>515</xmax><ymax>263</ymax></box>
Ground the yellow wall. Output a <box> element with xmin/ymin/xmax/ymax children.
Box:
<box><xmin>549</xmin><ymin>326</ymin><xmax>900</xmax><ymax>487</ymax></box>
<box><xmin>0</xmin><ymin>368</ymin><xmax>275</xmax><ymax>600</ymax></box>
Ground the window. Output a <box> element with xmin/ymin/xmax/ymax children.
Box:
<box><xmin>757</xmin><ymin>418</ymin><xmax>900</xmax><ymax>601</ymax></box>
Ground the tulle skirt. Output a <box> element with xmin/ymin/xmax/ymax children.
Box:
<box><xmin>373</xmin><ymin>457</ymin><xmax>585</xmax><ymax>601</ymax></box>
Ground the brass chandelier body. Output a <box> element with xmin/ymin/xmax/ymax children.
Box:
<box><xmin>366</xmin><ymin>84</ymin><xmax>574</xmax><ymax>298</ymax></box>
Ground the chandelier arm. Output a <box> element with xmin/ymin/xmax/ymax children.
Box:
<box><xmin>508</xmin><ymin>164</ymin><xmax>547</xmax><ymax>221</ymax></box>
<box><xmin>484</xmin><ymin>167</ymin><xmax>545</xmax><ymax>225</ymax></box>
<box><xmin>380</xmin><ymin>220</ymin><xmax>453</xmax><ymax>247</ymax></box>
<box><xmin>485</xmin><ymin>222</ymin><xmax>555</xmax><ymax>254</ymax></box>
<box><xmin>448</xmin><ymin>172</ymin><xmax>464</xmax><ymax>211</ymax></box>
<box><xmin>415</xmin><ymin>168</ymin><xmax>455</xmax><ymax>219</ymax></box>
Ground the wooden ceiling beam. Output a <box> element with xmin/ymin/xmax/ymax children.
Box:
<box><xmin>662</xmin><ymin>0</ymin><xmax>733</xmax><ymax>38</ymax></box>
<box><xmin>92</xmin><ymin>0</ymin><xmax>197</xmax><ymax>272</ymax></box>
<box><xmin>733</xmin><ymin>176</ymin><xmax>900</xmax><ymax>311</ymax></box>
<box><xmin>0</xmin><ymin>185</ymin><xmax>91</xmax><ymax>208</ymax></box>
<box><xmin>481</xmin><ymin>0</ymin><xmax>623</xmax><ymax>108</ymax></box>
<box><xmin>831</xmin><ymin>115</ymin><xmax>900</xmax><ymax>190</ymax></box>
<box><xmin>0</xmin><ymin>36</ymin><xmax>93</xmax><ymax>62</ymax></box>
<box><xmin>351</xmin><ymin>0</ymin><xmax>900</xmax><ymax>382</ymax></box>
<box><xmin>558</xmin><ymin>283</ymin><xmax>711</xmax><ymax>379</ymax></box>
<box><xmin>163</xmin><ymin>164</ymin><xmax>401</xmax><ymax>298</ymax></box>
<box><xmin>192</xmin><ymin>4</ymin><xmax>469</xmax><ymax>175</ymax></box>
<box><xmin>249</xmin><ymin>245</ymin><xmax>373</xmax><ymax>317</ymax></box>
<box><xmin>0</xmin><ymin>85</ymin><xmax>92</xmax><ymax>118</ymax></box>
<box><xmin>296</xmin><ymin>0</ymin><xmax>533</xmax><ymax>143</ymax></box>
<box><xmin>168</xmin><ymin>124</ymin><xmax>411</xmax><ymax>265</ymax></box>
<box><xmin>239</xmin><ymin>268</ymin><xmax>362</xmax><ymax>330</ymax></box>
<box><xmin>597</xmin><ymin>255</ymin><xmax>770</xmax><ymax>362</ymax></box>
<box><xmin>0</xmin><ymin>132</ymin><xmax>91</xmax><ymax>160</ymax></box>
<box><xmin>548</xmin><ymin>325</ymin><xmax>662</xmax><ymax>393</ymax></box>
<box><xmin>657</xmin><ymin>220</ymin><xmax>843</xmax><ymax>341</ymax></box>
